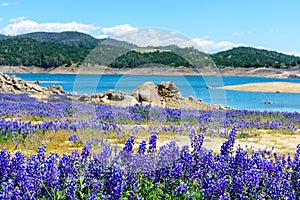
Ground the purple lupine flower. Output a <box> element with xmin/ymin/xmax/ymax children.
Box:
<box><xmin>0</xmin><ymin>149</ymin><xmax>10</xmax><ymax>182</ymax></box>
<box><xmin>37</xmin><ymin>145</ymin><xmax>46</xmax><ymax>163</ymax></box>
<box><xmin>81</xmin><ymin>141</ymin><xmax>93</xmax><ymax>161</ymax></box>
<box><xmin>220</xmin><ymin>128</ymin><xmax>237</xmax><ymax>156</ymax></box>
<box><xmin>137</xmin><ymin>140</ymin><xmax>147</xmax><ymax>154</ymax></box>
<box><xmin>93</xmin><ymin>143</ymin><xmax>112</xmax><ymax>165</ymax></box>
<box><xmin>148</xmin><ymin>132</ymin><xmax>158</xmax><ymax>153</ymax></box>
<box><xmin>123</xmin><ymin>136</ymin><xmax>135</xmax><ymax>153</ymax></box>
<box><xmin>174</xmin><ymin>182</ymin><xmax>189</xmax><ymax>196</ymax></box>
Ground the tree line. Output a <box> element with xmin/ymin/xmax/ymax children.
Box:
<box><xmin>211</xmin><ymin>47</ymin><xmax>300</xmax><ymax>68</ymax></box>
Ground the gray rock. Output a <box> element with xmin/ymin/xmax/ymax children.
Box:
<box><xmin>159</xmin><ymin>82</ymin><xmax>179</xmax><ymax>93</ymax></box>
<box><xmin>111</xmin><ymin>93</ymin><xmax>126</xmax><ymax>101</ymax></box>
<box><xmin>79</xmin><ymin>94</ymin><xmax>90</xmax><ymax>102</ymax></box>
<box><xmin>188</xmin><ymin>96</ymin><xmax>195</xmax><ymax>101</ymax></box>
<box><xmin>3</xmin><ymin>74</ymin><xmax>10</xmax><ymax>80</ymax></box>
<box><xmin>131</xmin><ymin>82</ymin><xmax>160</xmax><ymax>105</ymax></box>
<box><xmin>91</xmin><ymin>93</ymin><xmax>101</xmax><ymax>99</ymax></box>
<box><xmin>157</xmin><ymin>81</ymin><xmax>183</xmax><ymax>107</ymax></box>
<box><xmin>13</xmin><ymin>83</ymin><xmax>23</xmax><ymax>90</ymax></box>
<box><xmin>31</xmin><ymin>84</ymin><xmax>44</xmax><ymax>92</ymax></box>
<box><xmin>11</xmin><ymin>76</ymin><xmax>22</xmax><ymax>83</ymax></box>
<box><xmin>100</xmin><ymin>98</ymin><xmax>111</xmax><ymax>104</ymax></box>
<box><xmin>47</xmin><ymin>86</ymin><xmax>66</xmax><ymax>94</ymax></box>
<box><xmin>118</xmin><ymin>96</ymin><xmax>139</xmax><ymax>107</ymax></box>
<box><xmin>264</xmin><ymin>101</ymin><xmax>274</xmax><ymax>105</ymax></box>
<box><xmin>102</xmin><ymin>89</ymin><xmax>114</xmax><ymax>100</ymax></box>
<box><xmin>5</xmin><ymin>80</ymin><xmax>13</xmax><ymax>85</ymax></box>
<box><xmin>288</xmin><ymin>74</ymin><xmax>300</xmax><ymax>79</ymax></box>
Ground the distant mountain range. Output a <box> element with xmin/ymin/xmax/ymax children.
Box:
<box><xmin>0</xmin><ymin>31</ymin><xmax>299</xmax><ymax>68</ymax></box>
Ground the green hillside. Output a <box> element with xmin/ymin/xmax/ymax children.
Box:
<box><xmin>0</xmin><ymin>34</ymin><xmax>9</xmax><ymax>40</ymax></box>
<box><xmin>212</xmin><ymin>47</ymin><xmax>300</xmax><ymax>68</ymax></box>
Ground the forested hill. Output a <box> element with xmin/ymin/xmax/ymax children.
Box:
<box><xmin>0</xmin><ymin>37</ymin><xmax>93</xmax><ymax>67</ymax></box>
<box><xmin>212</xmin><ymin>47</ymin><xmax>300</xmax><ymax>68</ymax></box>
<box><xmin>0</xmin><ymin>34</ymin><xmax>9</xmax><ymax>39</ymax></box>
<box><xmin>0</xmin><ymin>31</ymin><xmax>299</xmax><ymax>68</ymax></box>
<box><xmin>19</xmin><ymin>31</ymin><xmax>100</xmax><ymax>47</ymax></box>
<box><xmin>19</xmin><ymin>31</ymin><xmax>139</xmax><ymax>49</ymax></box>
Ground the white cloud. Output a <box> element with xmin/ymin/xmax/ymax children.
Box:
<box><xmin>111</xmin><ymin>28</ymin><xmax>193</xmax><ymax>47</ymax></box>
<box><xmin>9</xmin><ymin>17</ymin><xmax>27</xmax><ymax>23</ymax></box>
<box><xmin>96</xmin><ymin>34</ymin><xmax>110</xmax><ymax>39</ymax></box>
<box><xmin>0</xmin><ymin>19</ymin><xmax>100</xmax><ymax>35</ymax></box>
<box><xmin>190</xmin><ymin>37</ymin><xmax>244</xmax><ymax>53</ymax></box>
<box><xmin>0</xmin><ymin>18</ymin><xmax>3</xmax><ymax>23</ymax></box>
<box><xmin>285</xmin><ymin>51</ymin><xmax>300</xmax><ymax>57</ymax></box>
<box><xmin>0</xmin><ymin>20</ymin><xmax>136</xmax><ymax>38</ymax></box>
<box><xmin>1</xmin><ymin>2</ymin><xmax>8</xmax><ymax>6</ymax></box>
<box><xmin>100</xmin><ymin>24</ymin><xmax>137</xmax><ymax>37</ymax></box>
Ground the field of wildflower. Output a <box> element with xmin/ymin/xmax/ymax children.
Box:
<box><xmin>0</xmin><ymin>92</ymin><xmax>300</xmax><ymax>199</ymax></box>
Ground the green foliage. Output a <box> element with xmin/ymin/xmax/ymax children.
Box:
<box><xmin>212</xmin><ymin>47</ymin><xmax>300</xmax><ymax>68</ymax></box>
<box><xmin>109</xmin><ymin>50</ymin><xmax>192</xmax><ymax>68</ymax></box>
<box><xmin>0</xmin><ymin>37</ymin><xmax>93</xmax><ymax>67</ymax></box>
<box><xmin>172</xmin><ymin>47</ymin><xmax>215</xmax><ymax>68</ymax></box>
<box><xmin>84</xmin><ymin>44</ymin><xmax>129</xmax><ymax>66</ymax></box>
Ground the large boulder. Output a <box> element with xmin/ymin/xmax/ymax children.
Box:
<box><xmin>130</xmin><ymin>82</ymin><xmax>161</xmax><ymax>105</ymax></box>
<box><xmin>78</xmin><ymin>94</ymin><xmax>90</xmax><ymax>102</ymax></box>
<box><xmin>118</xmin><ymin>96</ymin><xmax>139</xmax><ymax>107</ymax></box>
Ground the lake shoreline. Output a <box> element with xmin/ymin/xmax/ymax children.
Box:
<box><xmin>1</xmin><ymin>65</ymin><xmax>300</xmax><ymax>78</ymax></box>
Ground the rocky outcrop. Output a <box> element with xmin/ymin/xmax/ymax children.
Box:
<box><xmin>157</xmin><ymin>82</ymin><xmax>183</xmax><ymax>107</ymax></box>
<box><xmin>78</xmin><ymin>81</ymin><xmax>229</xmax><ymax>110</ymax></box>
<box><xmin>0</xmin><ymin>72</ymin><xmax>66</xmax><ymax>95</ymax></box>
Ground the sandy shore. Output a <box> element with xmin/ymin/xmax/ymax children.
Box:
<box><xmin>221</xmin><ymin>82</ymin><xmax>300</xmax><ymax>93</ymax></box>
<box><xmin>0</xmin><ymin>65</ymin><xmax>300</xmax><ymax>78</ymax></box>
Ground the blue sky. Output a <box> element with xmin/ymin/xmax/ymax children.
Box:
<box><xmin>0</xmin><ymin>0</ymin><xmax>299</xmax><ymax>55</ymax></box>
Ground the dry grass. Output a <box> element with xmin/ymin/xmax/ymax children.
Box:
<box><xmin>2</xmin><ymin>130</ymin><xmax>84</xmax><ymax>156</ymax></box>
<box><xmin>2</xmin><ymin>127</ymin><xmax>299</xmax><ymax>157</ymax></box>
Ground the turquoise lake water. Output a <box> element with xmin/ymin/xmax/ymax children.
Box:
<box><xmin>9</xmin><ymin>73</ymin><xmax>300</xmax><ymax>112</ymax></box>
